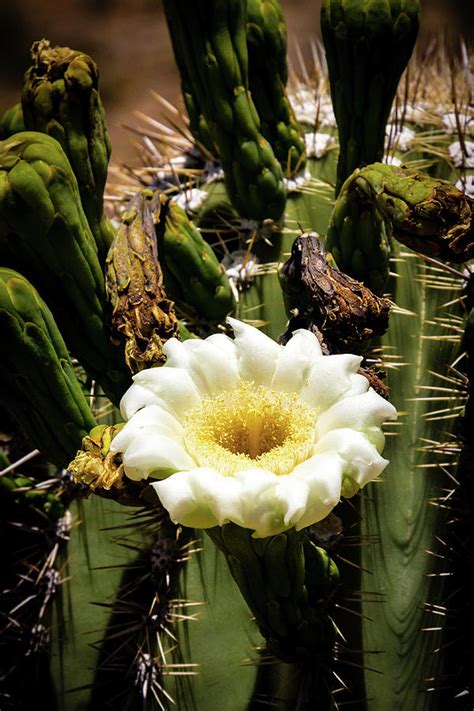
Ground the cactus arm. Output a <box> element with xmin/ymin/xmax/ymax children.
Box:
<box><xmin>0</xmin><ymin>132</ymin><xmax>131</xmax><ymax>404</ymax></box>
<box><xmin>321</xmin><ymin>0</ymin><xmax>421</xmax><ymax>194</ymax></box>
<box><xmin>359</xmin><ymin>243</ymin><xmax>463</xmax><ymax>709</ymax></box>
<box><xmin>246</xmin><ymin>0</ymin><xmax>306</xmax><ymax>176</ymax></box>
<box><xmin>163</xmin><ymin>0</ymin><xmax>287</xmax><ymax>221</ymax></box>
<box><xmin>0</xmin><ymin>268</ymin><xmax>96</xmax><ymax>468</ymax></box>
<box><xmin>155</xmin><ymin>194</ymin><xmax>236</xmax><ymax>322</ymax></box>
<box><xmin>162</xmin><ymin>9</ymin><xmax>216</xmax><ymax>156</ymax></box>
<box><xmin>22</xmin><ymin>39</ymin><xmax>114</xmax><ymax>262</ymax></box>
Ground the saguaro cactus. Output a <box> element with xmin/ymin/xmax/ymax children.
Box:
<box><xmin>0</xmin><ymin>3</ymin><xmax>473</xmax><ymax>710</ymax></box>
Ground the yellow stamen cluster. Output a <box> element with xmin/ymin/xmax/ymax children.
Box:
<box><xmin>183</xmin><ymin>382</ymin><xmax>317</xmax><ymax>476</ymax></box>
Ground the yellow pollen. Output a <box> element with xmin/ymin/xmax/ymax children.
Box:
<box><xmin>183</xmin><ymin>382</ymin><xmax>317</xmax><ymax>476</ymax></box>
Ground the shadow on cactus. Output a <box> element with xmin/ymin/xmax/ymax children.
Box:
<box><xmin>1</xmin><ymin>1</ymin><xmax>474</xmax><ymax>710</ymax></box>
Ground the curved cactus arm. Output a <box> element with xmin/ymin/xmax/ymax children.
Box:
<box><xmin>0</xmin><ymin>131</ymin><xmax>131</xmax><ymax>404</ymax></box>
<box><xmin>22</xmin><ymin>39</ymin><xmax>115</xmax><ymax>262</ymax></box>
<box><xmin>0</xmin><ymin>268</ymin><xmax>96</xmax><ymax>468</ymax></box>
<box><xmin>326</xmin><ymin>163</ymin><xmax>474</xmax><ymax>293</ymax></box>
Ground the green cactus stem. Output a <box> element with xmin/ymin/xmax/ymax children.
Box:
<box><xmin>321</xmin><ymin>0</ymin><xmax>421</xmax><ymax>194</ymax></box>
<box><xmin>0</xmin><ymin>268</ymin><xmax>96</xmax><ymax>468</ymax></box>
<box><xmin>0</xmin><ymin>131</ymin><xmax>132</xmax><ymax>404</ymax></box>
<box><xmin>153</xmin><ymin>192</ymin><xmax>237</xmax><ymax>323</ymax></box>
<box><xmin>207</xmin><ymin>523</ymin><xmax>339</xmax><ymax>707</ymax></box>
<box><xmin>22</xmin><ymin>39</ymin><xmax>115</xmax><ymax>262</ymax></box>
<box><xmin>163</xmin><ymin>0</ymin><xmax>287</xmax><ymax>221</ymax></box>
<box><xmin>246</xmin><ymin>0</ymin><xmax>306</xmax><ymax>176</ymax></box>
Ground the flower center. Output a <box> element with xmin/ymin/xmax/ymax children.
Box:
<box><xmin>183</xmin><ymin>382</ymin><xmax>317</xmax><ymax>476</ymax></box>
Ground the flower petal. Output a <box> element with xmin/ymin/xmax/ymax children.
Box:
<box><xmin>315</xmin><ymin>428</ymin><xmax>388</xmax><ymax>488</ymax></box>
<box><xmin>299</xmin><ymin>354</ymin><xmax>363</xmax><ymax>411</ymax></box>
<box><xmin>132</xmin><ymin>368</ymin><xmax>201</xmax><ymax>419</ymax></box>
<box><xmin>234</xmin><ymin>469</ymin><xmax>310</xmax><ymax>538</ymax></box>
<box><xmin>113</xmin><ymin>319</ymin><xmax>396</xmax><ymax>536</ymax></box>
<box><xmin>152</xmin><ymin>469</ymin><xmax>221</xmax><ymax>528</ymax></box>
<box><xmin>152</xmin><ymin>468</ymin><xmax>242</xmax><ymax>528</ymax></box>
<box><xmin>122</xmin><ymin>434</ymin><xmax>196</xmax><ymax>480</ymax></box>
<box><xmin>120</xmin><ymin>383</ymin><xmax>164</xmax><ymax>420</ymax></box>
<box><xmin>176</xmin><ymin>338</ymin><xmax>240</xmax><ymax>394</ymax></box>
<box><xmin>111</xmin><ymin>405</ymin><xmax>183</xmax><ymax>453</ymax></box>
<box><xmin>315</xmin><ymin>388</ymin><xmax>397</xmax><ymax>441</ymax></box>
<box><xmin>227</xmin><ymin>317</ymin><xmax>281</xmax><ymax>386</ymax></box>
<box><xmin>343</xmin><ymin>372</ymin><xmax>370</xmax><ymax>398</ymax></box>
<box><xmin>271</xmin><ymin>329</ymin><xmax>323</xmax><ymax>394</ymax></box>
<box><xmin>162</xmin><ymin>338</ymin><xmax>191</xmax><ymax>369</ymax></box>
<box><xmin>292</xmin><ymin>453</ymin><xmax>343</xmax><ymax>530</ymax></box>
<box><xmin>163</xmin><ymin>336</ymin><xmax>239</xmax><ymax>395</ymax></box>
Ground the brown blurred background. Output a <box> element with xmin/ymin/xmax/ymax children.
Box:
<box><xmin>0</xmin><ymin>0</ymin><xmax>472</xmax><ymax>163</ymax></box>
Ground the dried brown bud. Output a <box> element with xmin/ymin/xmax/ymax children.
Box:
<box><xmin>279</xmin><ymin>233</ymin><xmax>391</xmax><ymax>352</ymax></box>
<box><xmin>106</xmin><ymin>192</ymin><xmax>178</xmax><ymax>373</ymax></box>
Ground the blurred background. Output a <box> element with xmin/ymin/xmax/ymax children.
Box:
<box><xmin>1</xmin><ymin>0</ymin><xmax>472</xmax><ymax>163</ymax></box>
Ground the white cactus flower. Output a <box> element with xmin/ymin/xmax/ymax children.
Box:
<box><xmin>111</xmin><ymin>319</ymin><xmax>396</xmax><ymax>537</ymax></box>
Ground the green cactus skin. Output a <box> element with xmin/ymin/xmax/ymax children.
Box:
<box><xmin>0</xmin><ymin>132</ymin><xmax>132</xmax><ymax>404</ymax></box>
<box><xmin>326</xmin><ymin>162</ymin><xmax>474</xmax><ymax>293</ymax></box>
<box><xmin>22</xmin><ymin>39</ymin><xmax>115</xmax><ymax>263</ymax></box>
<box><xmin>162</xmin><ymin>0</ymin><xmax>287</xmax><ymax>221</ymax></box>
<box><xmin>0</xmin><ymin>102</ymin><xmax>25</xmax><ymax>139</ymax></box>
<box><xmin>207</xmin><ymin>524</ymin><xmax>338</xmax><ymax>664</ymax></box>
<box><xmin>161</xmin><ymin>10</ymin><xmax>216</xmax><ymax>157</ymax></box>
<box><xmin>206</xmin><ymin>524</ymin><xmax>339</xmax><ymax>708</ymax></box>
<box><xmin>154</xmin><ymin>194</ymin><xmax>236</xmax><ymax>322</ymax></box>
<box><xmin>432</xmin><ymin>303</ymin><xmax>474</xmax><ymax>705</ymax></box>
<box><xmin>321</xmin><ymin>0</ymin><xmax>420</xmax><ymax>194</ymax></box>
<box><xmin>357</xmin><ymin>243</ymin><xmax>463</xmax><ymax>710</ymax></box>
<box><xmin>326</xmin><ymin>180</ymin><xmax>391</xmax><ymax>295</ymax></box>
<box><xmin>50</xmin><ymin>497</ymin><xmax>261</xmax><ymax>711</ymax></box>
<box><xmin>246</xmin><ymin>0</ymin><xmax>306</xmax><ymax>176</ymax></box>
<box><xmin>0</xmin><ymin>268</ymin><xmax>96</xmax><ymax>468</ymax></box>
